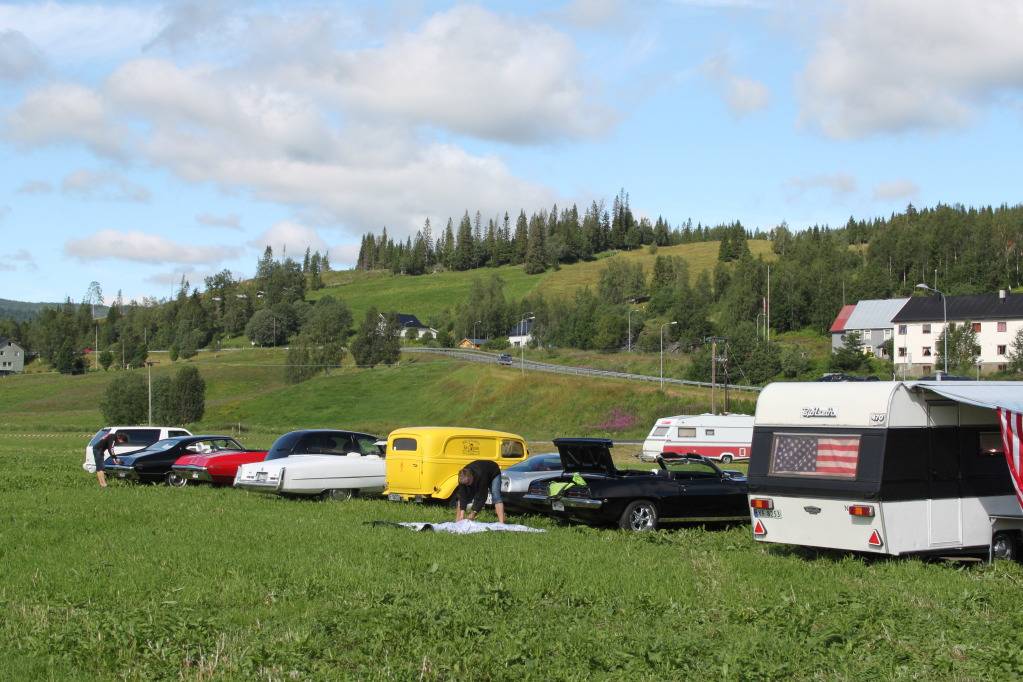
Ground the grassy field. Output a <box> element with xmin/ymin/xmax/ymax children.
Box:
<box><xmin>0</xmin><ymin>348</ymin><xmax>740</xmax><ymax>439</ymax></box>
<box><xmin>4</xmin><ymin>436</ymin><xmax>1023</xmax><ymax>680</ymax></box>
<box><xmin>311</xmin><ymin>241</ymin><xmax>776</xmax><ymax>321</ymax></box>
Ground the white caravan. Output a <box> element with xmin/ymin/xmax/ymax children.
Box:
<box><xmin>640</xmin><ymin>414</ymin><xmax>754</xmax><ymax>463</ymax></box>
<box><xmin>747</xmin><ymin>381</ymin><xmax>1023</xmax><ymax>559</ymax></box>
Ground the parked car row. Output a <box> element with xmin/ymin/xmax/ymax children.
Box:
<box><xmin>84</xmin><ymin>424</ymin><xmax>749</xmax><ymax>532</ymax></box>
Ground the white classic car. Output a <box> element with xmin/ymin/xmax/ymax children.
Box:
<box><xmin>234</xmin><ymin>429</ymin><xmax>385</xmax><ymax>500</ymax></box>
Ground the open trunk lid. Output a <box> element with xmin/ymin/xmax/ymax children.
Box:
<box><xmin>553</xmin><ymin>438</ymin><xmax>616</xmax><ymax>475</ymax></box>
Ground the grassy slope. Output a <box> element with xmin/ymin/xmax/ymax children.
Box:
<box><xmin>3</xmin><ymin>437</ymin><xmax>1022</xmax><ymax>680</ymax></box>
<box><xmin>310</xmin><ymin>240</ymin><xmax>776</xmax><ymax>321</ymax></box>
<box><xmin>0</xmin><ymin>349</ymin><xmax>745</xmax><ymax>439</ymax></box>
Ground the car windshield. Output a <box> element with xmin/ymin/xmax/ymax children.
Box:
<box><xmin>507</xmin><ymin>454</ymin><xmax>562</xmax><ymax>473</ymax></box>
<box><xmin>138</xmin><ymin>438</ymin><xmax>186</xmax><ymax>453</ymax></box>
<box><xmin>661</xmin><ymin>458</ymin><xmax>720</xmax><ymax>479</ymax></box>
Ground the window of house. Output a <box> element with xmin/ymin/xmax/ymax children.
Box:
<box><xmin>884</xmin><ymin>329</ymin><xmax>892</xmax><ymax>339</ymax></box>
<box><xmin>923</xmin><ymin>365</ymin><xmax>932</xmax><ymax>374</ymax></box>
<box><xmin>999</xmin><ymin>364</ymin><xmax>1008</xmax><ymax>372</ymax></box>
<box><xmin>898</xmin><ymin>325</ymin><xmax>907</xmax><ymax>335</ymax></box>
<box><xmin>998</xmin><ymin>321</ymin><xmax>1007</xmax><ymax>332</ymax></box>
<box><xmin>998</xmin><ymin>345</ymin><xmax>1007</xmax><ymax>355</ymax></box>
<box><xmin>922</xmin><ymin>324</ymin><xmax>931</xmax><ymax>334</ymax></box>
<box><xmin>972</xmin><ymin>322</ymin><xmax>982</xmax><ymax>333</ymax></box>
<box><xmin>922</xmin><ymin>347</ymin><xmax>932</xmax><ymax>357</ymax></box>
<box><xmin>897</xmin><ymin>347</ymin><xmax>907</xmax><ymax>357</ymax></box>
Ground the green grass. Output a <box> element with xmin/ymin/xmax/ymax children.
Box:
<box><xmin>310</xmin><ymin>241</ymin><xmax>776</xmax><ymax>321</ymax></box>
<box><xmin>4</xmin><ymin>436</ymin><xmax>1023</xmax><ymax>680</ymax></box>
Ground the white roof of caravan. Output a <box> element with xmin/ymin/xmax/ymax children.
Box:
<box><xmin>756</xmin><ymin>380</ymin><xmax>1023</xmax><ymax>428</ymax></box>
<box><xmin>653</xmin><ymin>413</ymin><xmax>754</xmax><ymax>426</ymax></box>
<box><xmin>843</xmin><ymin>298</ymin><xmax>909</xmax><ymax>330</ymax></box>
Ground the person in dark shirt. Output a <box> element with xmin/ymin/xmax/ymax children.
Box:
<box><xmin>455</xmin><ymin>459</ymin><xmax>505</xmax><ymax>524</ymax></box>
<box><xmin>93</xmin><ymin>431</ymin><xmax>128</xmax><ymax>488</ymax></box>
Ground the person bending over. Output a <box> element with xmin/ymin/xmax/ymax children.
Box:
<box><xmin>93</xmin><ymin>431</ymin><xmax>128</xmax><ymax>488</ymax></box>
<box><xmin>455</xmin><ymin>460</ymin><xmax>506</xmax><ymax>524</ymax></box>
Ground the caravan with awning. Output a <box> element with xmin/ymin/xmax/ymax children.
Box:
<box><xmin>747</xmin><ymin>381</ymin><xmax>1023</xmax><ymax>559</ymax></box>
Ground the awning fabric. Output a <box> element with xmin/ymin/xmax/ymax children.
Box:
<box><xmin>910</xmin><ymin>381</ymin><xmax>1023</xmax><ymax>414</ymax></box>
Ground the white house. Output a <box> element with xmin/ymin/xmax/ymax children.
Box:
<box><xmin>891</xmin><ymin>290</ymin><xmax>1023</xmax><ymax>375</ymax></box>
<box><xmin>0</xmin><ymin>338</ymin><xmax>25</xmax><ymax>375</ymax></box>
<box><xmin>507</xmin><ymin>318</ymin><xmax>534</xmax><ymax>348</ymax></box>
<box><xmin>830</xmin><ymin>298</ymin><xmax>909</xmax><ymax>358</ymax></box>
<box><xmin>379</xmin><ymin>313</ymin><xmax>437</xmax><ymax>340</ymax></box>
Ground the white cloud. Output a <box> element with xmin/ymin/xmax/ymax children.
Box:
<box><xmin>784</xmin><ymin>173</ymin><xmax>857</xmax><ymax>201</ymax></box>
<box><xmin>0</xmin><ymin>29</ymin><xmax>46</xmax><ymax>81</ymax></box>
<box><xmin>248</xmin><ymin>221</ymin><xmax>328</xmax><ymax>257</ymax></box>
<box><xmin>16</xmin><ymin>180</ymin><xmax>52</xmax><ymax>194</ymax></box>
<box><xmin>800</xmin><ymin>0</ymin><xmax>1023</xmax><ymax>138</ymax></box>
<box><xmin>326</xmin><ymin>5</ymin><xmax>615</xmax><ymax>143</ymax></box>
<box><xmin>61</xmin><ymin>169</ymin><xmax>151</xmax><ymax>203</ymax></box>
<box><xmin>6</xmin><ymin>248</ymin><xmax>38</xmax><ymax>272</ymax></box>
<box><xmin>561</xmin><ymin>0</ymin><xmax>625</xmax><ymax>28</ymax></box>
<box><xmin>196</xmin><ymin>212</ymin><xmax>241</xmax><ymax>230</ymax></box>
<box><xmin>873</xmin><ymin>179</ymin><xmax>920</xmax><ymax>202</ymax></box>
<box><xmin>64</xmin><ymin>230</ymin><xmax>234</xmax><ymax>265</ymax></box>
<box><xmin>0</xmin><ymin>3</ymin><xmax>160</xmax><ymax>61</ymax></box>
<box><xmin>703</xmin><ymin>56</ymin><xmax>770</xmax><ymax>116</ymax></box>
<box><xmin>143</xmin><ymin>1</ymin><xmax>232</xmax><ymax>52</ymax></box>
<box><xmin>4</xmin><ymin>83</ymin><xmax>128</xmax><ymax>157</ymax></box>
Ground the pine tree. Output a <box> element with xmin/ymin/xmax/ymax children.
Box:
<box><xmin>524</xmin><ymin>214</ymin><xmax>547</xmax><ymax>274</ymax></box>
<box><xmin>513</xmin><ymin>211</ymin><xmax>529</xmax><ymax>265</ymax></box>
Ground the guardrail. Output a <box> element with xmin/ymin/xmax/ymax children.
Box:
<box><xmin>403</xmin><ymin>347</ymin><xmax>761</xmax><ymax>393</ymax></box>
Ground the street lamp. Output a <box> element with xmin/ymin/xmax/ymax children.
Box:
<box><xmin>916</xmin><ymin>283</ymin><xmax>948</xmax><ymax>376</ymax></box>
<box><xmin>519</xmin><ymin>312</ymin><xmax>535</xmax><ymax>376</ymax></box>
<box><xmin>473</xmin><ymin>320</ymin><xmax>482</xmax><ymax>347</ymax></box>
<box><xmin>627</xmin><ymin>308</ymin><xmax>637</xmax><ymax>352</ymax></box>
<box><xmin>660</xmin><ymin>321</ymin><xmax>677</xmax><ymax>390</ymax></box>
<box><xmin>146</xmin><ymin>361</ymin><xmax>155</xmax><ymax>425</ymax></box>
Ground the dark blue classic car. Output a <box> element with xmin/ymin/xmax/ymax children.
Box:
<box><xmin>520</xmin><ymin>438</ymin><xmax>749</xmax><ymax>531</ymax></box>
<box><xmin>104</xmin><ymin>435</ymin><xmax>249</xmax><ymax>485</ymax></box>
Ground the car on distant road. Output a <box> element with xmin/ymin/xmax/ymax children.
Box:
<box><xmin>520</xmin><ymin>438</ymin><xmax>749</xmax><ymax>531</ymax></box>
<box><xmin>498</xmin><ymin>353</ymin><xmax>514</xmax><ymax>366</ymax></box>
<box><xmin>170</xmin><ymin>441</ymin><xmax>268</xmax><ymax>487</ymax></box>
<box><xmin>83</xmin><ymin>426</ymin><xmax>192</xmax><ymax>473</ymax></box>
<box><xmin>234</xmin><ymin>429</ymin><xmax>385</xmax><ymax>500</ymax></box>
<box><xmin>499</xmin><ymin>453</ymin><xmax>563</xmax><ymax>510</ymax></box>
<box><xmin>104</xmin><ymin>435</ymin><xmax>252</xmax><ymax>485</ymax></box>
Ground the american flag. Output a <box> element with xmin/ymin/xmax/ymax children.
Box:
<box><xmin>997</xmin><ymin>408</ymin><xmax>1023</xmax><ymax>511</ymax></box>
<box><xmin>772</xmin><ymin>434</ymin><xmax>860</xmax><ymax>478</ymax></box>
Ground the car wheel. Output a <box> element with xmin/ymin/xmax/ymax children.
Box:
<box><xmin>992</xmin><ymin>531</ymin><xmax>1020</xmax><ymax>561</ymax></box>
<box><xmin>323</xmin><ymin>489</ymin><xmax>354</xmax><ymax>501</ymax></box>
<box><xmin>619</xmin><ymin>500</ymin><xmax>658</xmax><ymax>532</ymax></box>
<box><xmin>720</xmin><ymin>454</ymin><xmax>733</xmax><ymax>464</ymax></box>
<box><xmin>165</xmin><ymin>471</ymin><xmax>187</xmax><ymax>488</ymax></box>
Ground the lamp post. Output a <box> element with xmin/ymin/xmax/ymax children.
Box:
<box><xmin>473</xmin><ymin>320</ymin><xmax>482</xmax><ymax>347</ymax></box>
<box><xmin>519</xmin><ymin>312</ymin><xmax>535</xmax><ymax>376</ymax></box>
<box><xmin>660</xmin><ymin>321</ymin><xmax>677</xmax><ymax>390</ymax></box>
<box><xmin>916</xmin><ymin>283</ymin><xmax>948</xmax><ymax>376</ymax></box>
<box><xmin>627</xmin><ymin>308</ymin><xmax>637</xmax><ymax>352</ymax></box>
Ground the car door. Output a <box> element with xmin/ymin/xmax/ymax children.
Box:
<box><xmin>661</xmin><ymin>460</ymin><xmax>734</xmax><ymax>518</ymax></box>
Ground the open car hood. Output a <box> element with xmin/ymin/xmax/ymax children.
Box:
<box><xmin>553</xmin><ymin>438</ymin><xmax>616</xmax><ymax>475</ymax></box>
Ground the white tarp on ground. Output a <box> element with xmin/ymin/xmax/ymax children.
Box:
<box><xmin>398</xmin><ymin>520</ymin><xmax>545</xmax><ymax>534</ymax></box>
<box><xmin>912</xmin><ymin>381</ymin><xmax>1023</xmax><ymax>413</ymax></box>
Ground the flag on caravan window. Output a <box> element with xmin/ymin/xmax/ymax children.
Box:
<box><xmin>771</xmin><ymin>434</ymin><xmax>860</xmax><ymax>478</ymax></box>
<box><xmin>997</xmin><ymin>408</ymin><xmax>1023</xmax><ymax>511</ymax></box>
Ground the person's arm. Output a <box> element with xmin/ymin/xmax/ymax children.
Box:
<box><xmin>454</xmin><ymin>485</ymin><xmax>465</xmax><ymax>521</ymax></box>
<box><xmin>469</xmin><ymin>481</ymin><xmax>488</xmax><ymax>520</ymax></box>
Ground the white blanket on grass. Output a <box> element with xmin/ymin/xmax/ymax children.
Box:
<box><xmin>398</xmin><ymin>520</ymin><xmax>545</xmax><ymax>534</ymax></box>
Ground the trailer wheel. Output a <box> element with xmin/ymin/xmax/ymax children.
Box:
<box><xmin>720</xmin><ymin>454</ymin><xmax>733</xmax><ymax>464</ymax></box>
<box><xmin>992</xmin><ymin>531</ymin><xmax>1021</xmax><ymax>561</ymax></box>
<box><xmin>619</xmin><ymin>500</ymin><xmax>658</xmax><ymax>532</ymax></box>
<box><xmin>165</xmin><ymin>471</ymin><xmax>187</xmax><ymax>488</ymax></box>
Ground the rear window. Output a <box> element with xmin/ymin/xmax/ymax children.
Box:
<box><xmin>121</xmin><ymin>429</ymin><xmax>161</xmax><ymax>446</ymax></box>
<box><xmin>392</xmin><ymin>438</ymin><xmax>417</xmax><ymax>451</ymax></box>
<box><xmin>266</xmin><ymin>431</ymin><xmax>305</xmax><ymax>460</ymax></box>
<box><xmin>677</xmin><ymin>427</ymin><xmax>696</xmax><ymax>438</ymax></box>
<box><xmin>168</xmin><ymin>430</ymin><xmax>189</xmax><ymax>438</ymax></box>
<box><xmin>650</xmin><ymin>426</ymin><xmax>669</xmax><ymax>438</ymax></box>
<box><xmin>501</xmin><ymin>440</ymin><xmax>525</xmax><ymax>458</ymax></box>
<box><xmin>88</xmin><ymin>429</ymin><xmax>111</xmax><ymax>447</ymax></box>
<box><xmin>295</xmin><ymin>433</ymin><xmax>351</xmax><ymax>456</ymax></box>
<box><xmin>769</xmin><ymin>433</ymin><xmax>861</xmax><ymax>479</ymax></box>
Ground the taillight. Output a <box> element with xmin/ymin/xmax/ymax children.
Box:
<box><xmin>750</xmin><ymin>498</ymin><xmax>774</xmax><ymax>510</ymax></box>
<box><xmin>848</xmin><ymin>504</ymin><xmax>874</xmax><ymax>517</ymax></box>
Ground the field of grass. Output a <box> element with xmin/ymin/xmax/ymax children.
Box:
<box><xmin>310</xmin><ymin>241</ymin><xmax>775</xmax><ymax>321</ymax></box>
<box><xmin>4</xmin><ymin>436</ymin><xmax>1023</xmax><ymax>680</ymax></box>
<box><xmin>0</xmin><ymin>348</ymin><xmax>735</xmax><ymax>440</ymax></box>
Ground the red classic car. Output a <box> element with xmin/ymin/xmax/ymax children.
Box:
<box><xmin>169</xmin><ymin>438</ymin><xmax>267</xmax><ymax>487</ymax></box>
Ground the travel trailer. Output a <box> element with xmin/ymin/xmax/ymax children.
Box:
<box><xmin>747</xmin><ymin>381</ymin><xmax>1023</xmax><ymax>559</ymax></box>
<box><xmin>640</xmin><ymin>414</ymin><xmax>754</xmax><ymax>463</ymax></box>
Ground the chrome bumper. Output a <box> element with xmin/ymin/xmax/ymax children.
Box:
<box><xmin>522</xmin><ymin>494</ymin><xmax>603</xmax><ymax>509</ymax></box>
<box><xmin>105</xmin><ymin>465</ymin><xmax>138</xmax><ymax>481</ymax></box>
<box><xmin>171</xmin><ymin>465</ymin><xmax>214</xmax><ymax>483</ymax></box>
<box><xmin>234</xmin><ymin>478</ymin><xmax>282</xmax><ymax>493</ymax></box>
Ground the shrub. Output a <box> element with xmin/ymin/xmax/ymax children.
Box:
<box><xmin>100</xmin><ymin>372</ymin><xmax>147</xmax><ymax>425</ymax></box>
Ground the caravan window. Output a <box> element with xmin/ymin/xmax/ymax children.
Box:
<box><xmin>676</xmin><ymin>427</ymin><xmax>696</xmax><ymax>438</ymax></box>
<box><xmin>769</xmin><ymin>433</ymin><xmax>860</xmax><ymax>479</ymax></box>
<box><xmin>650</xmin><ymin>426</ymin><xmax>669</xmax><ymax>438</ymax></box>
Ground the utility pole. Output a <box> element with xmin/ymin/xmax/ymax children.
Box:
<box><xmin>95</xmin><ymin>323</ymin><xmax>99</xmax><ymax>371</ymax></box>
<box><xmin>146</xmin><ymin>361</ymin><xmax>154</xmax><ymax>425</ymax></box>
<box><xmin>711</xmin><ymin>338</ymin><xmax>717</xmax><ymax>414</ymax></box>
<box><xmin>766</xmin><ymin>265</ymin><xmax>771</xmax><ymax>343</ymax></box>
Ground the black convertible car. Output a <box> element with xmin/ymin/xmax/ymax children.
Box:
<box><xmin>520</xmin><ymin>438</ymin><xmax>749</xmax><ymax>531</ymax></box>
<box><xmin>103</xmin><ymin>435</ymin><xmax>249</xmax><ymax>485</ymax></box>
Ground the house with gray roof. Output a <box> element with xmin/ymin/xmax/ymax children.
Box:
<box><xmin>829</xmin><ymin>298</ymin><xmax>909</xmax><ymax>358</ymax></box>
<box><xmin>0</xmin><ymin>338</ymin><xmax>25</xmax><ymax>375</ymax></box>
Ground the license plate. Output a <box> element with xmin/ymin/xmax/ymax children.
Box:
<box><xmin>388</xmin><ymin>493</ymin><xmax>402</xmax><ymax>501</ymax></box>
<box><xmin>256</xmin><ymin>472</ymin><xmax>267</xmax><ymax>482</ymax></box>
<box><xmin>754</xmin><ymin>508</ymin><xmax>781</xmax><ymax>519</ymax></box>
<box><xmin>552</xmin><ymin>500</ymin><xmax>565</xmax><ymax>512</ymax></box>
<box><xmin>117</xmin><ymin>473</ymin><xmax>126</xmax><ymax>478</ymax></box>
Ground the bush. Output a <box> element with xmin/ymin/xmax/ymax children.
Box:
<box><xmin>152</xmin><ymin>366</ymin><xmax>206</xmax><ymax>424</ymax></box>
<box><xmin>99</xmin><ymin>349</ymin><xmax>114</xmax><ymax>371</ymax></box>
<box><xmin>482</xmin><ymin>336</ymin><xmax>509</xmax><ymax>350</ymax></box>
<box><xmin>100</xmin><ymin>372</ymin><xmax>148</xmax><ymax>425</ymax></box>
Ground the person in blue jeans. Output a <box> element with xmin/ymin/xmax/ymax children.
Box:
<box><xmin>455</xmin><ymin>460</ymin><xmax>506</xmax><ymax>524</ymax></box>
<box><xmin>93</xmin><ymin>431</ymin><xmax>128</xmax><ymax>488</ymax></box>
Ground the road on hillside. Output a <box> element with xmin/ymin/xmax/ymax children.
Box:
<box><xmin>402</xmin><ymin>347</ymin><xmax>761</xmax><ymax>393</ymax></box>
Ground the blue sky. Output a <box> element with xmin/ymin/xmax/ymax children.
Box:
<box><xmin>1</xmin><ymin>0</ymin><xmax>1021</xmax><ymax>303</ymax></box>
